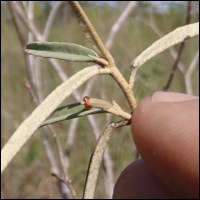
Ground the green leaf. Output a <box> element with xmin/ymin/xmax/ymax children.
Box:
<box><xmin>25</xmin><ymin>42</ymin><xmax>99</xmax><ymax>62</ymax></box>
<box><xmin>41</xmin><ymin>103</ymin><xmax>107</xmax><ymax>127</ymax></box>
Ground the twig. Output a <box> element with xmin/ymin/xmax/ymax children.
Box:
<box><xmin>185</xmin><ymin>50</ymin><xmax>199</xmax><ymax>95</ymax></box>
<box><xmin>51</xmin><ymin>172</ymin><xmax>76</xmax><ymax>199</ymax></box>
<box><xmin>105</xmin><ymin>1</ymin><xmax>137</xmax><ymax>49</ymax></box>
<box><xmin>69</xmin><ymin>2</ymin><xmax>137</xmax><ymax>113</ymax></box>
<box><xmin>163</xmin><ymin>1</ymin><xmax>192</xmax><ymax>91</ymax></box>
<box><xmin>7</xmin><ymin>2</ymin><xmax>26</xmax><ymax>45</ymax></box>
<box><xmin>7</xmin><ymin>2</ymin><xmax>42</xmax><ymax>40</ymax></box>
<box><xmin>24</xmin><ymin>1</ymin><xmax>38</xmax><ymax>89</ymax></box>
<box><xmin>105</xmin><ymin>1</ymin><xmax>138</xmax><ymax>110</ymax></box>
<box><xmin>52</xmin><ymin>127</ymin><xmax>76</xmax><ymax>199</ymax></box>
<box><xmin>69</xmin><ymin>1</ymin><xmax>114</xmax><ymax>65</ymax></box>
<box><xmin>163</xmin><ymin>42</ymin><xmax>186</xmax><ymax>91</ymax></box>
<box><xmin>43</xmin><ymin>1</ymin><xmax>64</xmax><ymax>40</ymax></box>
<box><xmin>129</xmin><ymin>67</ymin><xmax>138</xmax><ymax>90</ymax></box>
<box><xmin>84</xmin><ymin>97</ymin><xmax>131</xmax><ymax>119</ymax></box>
<box><xmin>111</xmin><ymin>67</ymin><xmax>137</xmax><ymax>111</ymax></box>
<box><xmin>7</xmin><ymin>2</ymin><xmax>36</xmax><ymax>89</ymax></box>
<box><xmin>24</xmin><ymin>79</ymin><xmax>38</xmax><ymax>105</ymax></box>
<box><xmin>51</xmin><ymin>172</ymin><xmax>74</xmax><ymax>191</ymax></box>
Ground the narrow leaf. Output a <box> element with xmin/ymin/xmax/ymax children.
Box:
<box><xmin>1</xmin><ymin>66</ymin><xmax>110</xmax><ymax>174</ymax></box>
<box><xmin>83</xmin><ymin>120</ymin><xmax>129</xmax><ymax>199</ymax></box>
<box><xmin>131</xmin><ymin>22</ymin><xmax>199</xmax><ymax>68</ymax></box>
<box><xmin>25</xmin><ymin>42</ymin><xmax>99</xmax><ymax>62</ymax></box>
<box><xmin>41</xmin><ymin>103</ymin><xmax>107</xmax><ymax>127</ymax></box>
<box><xmin>83</xmin><ymin>122</ymin><xmax>115</xmax><ymax>199</ymax></box>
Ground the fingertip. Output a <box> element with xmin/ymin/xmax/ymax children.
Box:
<box><xmin>131</xmin><ymin>97</ymin><xmax>199</xmax><ymax>198</ymax></box>
<box><xmin>131</xmin><ymin>97</ymin><xmax>153</xmax><ymax>146</ymax></box>
<box><xmin>113</xmin><ymin>160</ymin><xmax>173</xmax><ymax>199</ymax></box>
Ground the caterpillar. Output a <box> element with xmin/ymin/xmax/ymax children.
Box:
<box><xmin>82</xmin><ymin>96</ymin><xmax>112</xmax><ymax>110</ymax></box>
<box><xmin>82</xmin><ymin>96</ymin><xmax>92</xmax><ymax>109</ymax></box>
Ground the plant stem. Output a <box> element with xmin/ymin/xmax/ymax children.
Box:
<box><xmin>69</xmin><ymin>1</ymin><xmax>115</xmax><ymax>66</ymax></box>
<box><xmin>111</xmin><ymin>66</ymin><xmax>137</xmax><ymax>111</ymax></box>
<box><xmin>69</xmin><ymin>1</ymin><xmax>137</xmax><ymax>112</ymax></box>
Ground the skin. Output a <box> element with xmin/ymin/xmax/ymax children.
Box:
<box><xmin>113</xmin><ymin>92</ymin><xmax>199</xmax><ymax>199</ymax></box>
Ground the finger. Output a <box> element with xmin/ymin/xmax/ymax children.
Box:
<box><xmin>132</xmin><ymin>98</ymin><xmax>199</xmax><ymax>198</ymax></box>
<box><xmin>152</xmin><ymin>91</ymin><xmax>198</xmax><ymax>102</ymax></box>
<box><xmin>113</xmin><ymin>159</ymin><xmax>174</xmax><ymax>199</ymax></box>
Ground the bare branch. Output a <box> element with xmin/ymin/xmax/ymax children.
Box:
<box><xmin>129</xmin><ymin>67</ymin><xmax>138</xmax><ymax>90</ymax></box>
<box><xmin>105</xmin><ymin>1</ymin><xmax>138</xmax><ymax>49</ymax></box>
<box><xmin>163</xmin><ymin>42</ymin><xmax>186</xmax><ymax>91</ymax></box>
<box><xmin>51</xmin><ymin>172</ymin><xmax>76</xmax><ymax>199</ymax></box>
<box><xmin>52</xmin><ymin>127</ymin><xmax>76</xmax><ymax>199</ymax></box>
<box><xmin>185</xmin><ymin>50</ymin><xmax>199</xmax><ymax>95</ymax></box>
<box><xmin>163</xmin><ymin>1</ymin><xmax>192</xmax><ymax>91</ymax></box>
<box><xmin>24</xmin><ymin>79</ymin><xmax>39</xmax><ymax>105</ymax></box>
<box><xmin>7</xmin><ymin>2</ymin><xmax>42</xmax><ymax>40</ymax></box>
<box><xmin>43</xmin><ymin>2</ymin><xmax>64</xmax><ymax>40</ymax></box>
<box><xmin>7</xmin><ymin>2</ymin><xmax>26</xmax><ymax>46</ymax></box>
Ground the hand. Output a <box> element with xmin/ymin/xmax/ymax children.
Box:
<box><xmin>113</xmin><ymin>92</ymin><xmax>199</xmax><ymax>199</ymax></box>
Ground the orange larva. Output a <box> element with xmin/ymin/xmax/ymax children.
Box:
<box><xmin>82</xmin><ymin>96</ymin><xmax>112</xmax><ymax>110</ymax></box>
<box><xmin>83</xmin><ymin>96</ymin><xmax>92</xmax><ymax>109</ymax></box>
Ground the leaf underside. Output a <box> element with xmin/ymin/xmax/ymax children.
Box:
<box><xmin>26</xmin><ymin>42</ymin><xmax>99</xmax><ymax>62</ymax></box>
<box><xmin>41</xmin><ymin>103</ymin><xmax>107</xmax><ymax>127</ymax></box>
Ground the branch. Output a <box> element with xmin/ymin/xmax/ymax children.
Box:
<box><xmin>7</xmin><ymin>2</ymin><xmax>26</xmax><ymax>46</ymax></box>
<box><xmin>52</xmin><ymin>127</ymin><xmax>76</xmax><ymax>199</ymax></box>
<box><xmin>7</xmin><ymin>2</ymin><xmax>42</xmax><ymax>40</ymax></box>
<box><xmin>185</xmin><ymin>50</ymin><xmax>199</xmax><ymax>95</ymax></box>
<box><xmin>105</xmin><ymin>1</ymin><xmax>137</xmax><ymax>49</ymax></box>
<box><xmin>84</xmin><ymin>97</ymin><xmax>131</xmax><ymax>119</ymax></box>
<box><xmin>69</xmin><ymin>1</ymin><xmax>114</xmax><ymax>66</ymax></box>
<box><xmin>163</xmin><ymin>41</ymin><xmax>185</xmax><ymax>91</ymax></box>
<box><xmin>43</xmin><ymin>1</ymin><xmax>64</xmax><ymax>40</ymax></box>
<box><xmin>163</xmin><ymin>1</ymin><xmax>192</xmax><ymax>91</ymax></box>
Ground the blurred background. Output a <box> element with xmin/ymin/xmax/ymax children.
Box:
<box><xmin>1</xmin><ymin>1</ymin><xmax>199</xmax><ymax>199</ymax></box>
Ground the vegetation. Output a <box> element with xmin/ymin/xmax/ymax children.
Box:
<box><xmin>1</xmin><ymin>1</ymin><xmax>199</xmax><ymax>199</ymax></box>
